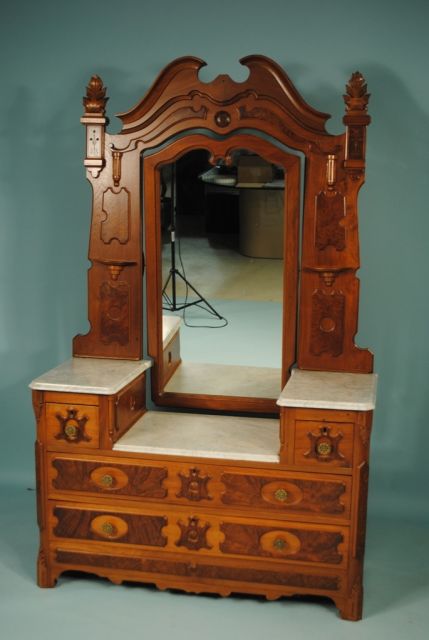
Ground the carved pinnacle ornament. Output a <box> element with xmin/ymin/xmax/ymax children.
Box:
<box><xmin>343</xmin><ymin>72</ymin><xmax>370</xmax><ymax>113</ymax></box>
<box><xmin>83</xmin><ymin>75</ymin><xmax>108</xmax><ymax>115</ymax></box>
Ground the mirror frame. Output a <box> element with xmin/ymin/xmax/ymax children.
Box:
<box><xmin>144</xmin><ymin>133</ymin><xmax>300</xmax><ymax>413</ymax></box>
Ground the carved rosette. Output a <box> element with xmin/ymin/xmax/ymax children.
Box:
<box><xmin>176</xmin><ymin>517</ymin><xmax>212</xmax><ymax>551</ymax></box>
<box><xmin>176</xmin><ymin>468</ymin><xmax>212</xmax><ymax>502</ymax></box>
<box><xmin>304</xmin><ymin>425</ymin><xmax>347</xmax><ymax>464</ymax></box>
<box><xmin>54</xmin><ymin>408</ymin><xmax>91</xmax><ymax>444</ymax></box>
<box><xmin>310</xmin><ymin>289</ymin><xmax>345</xmax><ymax>357</ymax></box>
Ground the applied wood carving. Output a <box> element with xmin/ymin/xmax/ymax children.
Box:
<box><xmin>83</xmin><ymin>75</ymin><xmax>108</xmax><ymax>115</ymax></box>
<box><xmin>54</xmin><ymin>408</ymin><xmax>91</xmax><ymax>444</ymax></box>
<box><xmin>176</xmin><ymin>468</ymin><xmax>212</xmax><ymax>502</ymax></box>
<box><xmin>315</xmin><ymin>190</ymin><xmax>346</xmax><ymax>251</ymax></box>
<box><xmin>304</xmin><ymin>425</ymin><xmax>348</xmax><ymax>465</ymax></box>
<box><xmin>176</xmin><ymin>516</ymin><xmax>212</xmax><ymax>551</ymax></box>
<box><xmin>310</xmin><ymin>289</ymin><xmax>345</xmax><ymax>356</ymax></box>
<box><xmin>100</xmin><ymin>280</ymin><xmax>130</xmax><ymax>345</ymax></box>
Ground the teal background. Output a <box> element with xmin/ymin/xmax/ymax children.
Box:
<box><xmin>1</xmin><ymin>0</ymin><xmax>428</xmax><ymax>517</ymax></box>
<box><xmin>0</xmin><ymin>1</ymin><xmax>428</xmax><ymax>637</ymax></box>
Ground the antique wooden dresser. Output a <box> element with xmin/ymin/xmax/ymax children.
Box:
<box><xmin>30</xmin><ymin>56</ymin><xmax>377</xmax><ymax>620</ymax></box>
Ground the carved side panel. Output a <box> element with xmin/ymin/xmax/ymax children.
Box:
<box><xmin>100</xmin><ymin>280</ymin><xmax>130</xmax><ymax>345</ymax></box>
<box><xmin>315</xmin><ymin>191</ymin><xmax>346</xmax><ymax>251</ymax></box>
<box><xmin>101</xmin><ymin>188</ymin><xmax>130</xmax><ymax>244</ymax></box>
<box><xmin>310</xmin><ymin>289</ymin><xmax>345</xmax><ymax>357</ymax></box>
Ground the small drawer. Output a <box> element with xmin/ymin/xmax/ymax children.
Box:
<box><xmin>294</xmin><ymin>419</ymin><xmax>354</xmax><ymax>469</ymax></box>
<box><xmin>48</xmin><ymin>455</ymin><xmax>167</xmax><ymax>500</ymax></box>
<box><xmin>45</xmin><ymin>403</ymin><xmax>99</xmax><ymax>449</ymax></box>
<box><xmin>114</xmin><ymin>374</ymin><xmax>146</xmax><ymax>441</ymax></box>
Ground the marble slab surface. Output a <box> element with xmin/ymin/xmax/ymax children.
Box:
<box><xmin>29</xmin><ymin>357</ymin><xmax>152</xmax><ymax>395</ymax></box>
<box><xmin>164</xmin><ymin>361</ymin><xmax>281</xmax><ymax>399</ymax></box>
<box><xmin>114</xmin><ymin>411</ymin><xmax>280</xmax><ymax>463</ymax></box>
<box><xmin>277</xmin><ymin>368</ymin><xmax>378</xmax><ymax>411</ymax></box>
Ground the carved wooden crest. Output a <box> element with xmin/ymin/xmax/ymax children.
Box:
<box><xmin>176</xmin><ymin>517</ymin><xmax>212</xmax><ymax>551</ymax></box>
<box><xmin>304</xmin><ymin>425</ymin><xmax>345</xmax><ymax>464</ymax></box>
<box><xmin>55</xmin><ymin>408</ymin><xmax>91</xmax><ymax>444</ymax></box>
<box><xmin>176</xmin><ymin>468</ymin><xmax>212</xmax><ymax>502</ymax></box>
<box><xmin>83</xmin><ymin>75</ymin><xmax>108</xmax><ymax>115</ymax></box>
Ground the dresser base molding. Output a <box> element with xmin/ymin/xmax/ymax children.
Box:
<box><xmin>43</xmin><ymin>545</ymin><xmax>362</xmax><ymax>619</ymax></box>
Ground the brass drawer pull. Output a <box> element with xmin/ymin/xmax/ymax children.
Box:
<box><xmin>317</xmin><ymin>441</ymin><xmax>332</xmax><ymax>457</ymax></box>
<box><xmin>100</xmin><ymin>474</ymin><xmax>114</xmax><ymax>487</ymax></box>
<box><xmin>101</xmin><ymin>521</ymin><xmax>117</xmax><ymax>537</ymax></box>
<box><xmin>273</xmin><ymin>538</ymin><xmax>287</xmax><ymax>550</ymax></box>
<box><xmin>274</xmin><ymin>488</ymin><xmax>289</xmax><ymax>502</ymax></box>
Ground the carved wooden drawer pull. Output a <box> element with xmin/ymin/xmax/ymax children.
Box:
<box><xmin>55</xmin><ymin>408</ymin><xmax>91</xmax><ymax>444</ymax></box>
<box><xmin>90</xmin><ymin>514</ymin><xmax>128</xmax><ymax>540</ymax></box>
<box><xmin>90</xmin><ymin>466</ymin><xmax>129</xmax><ymax>491</ymax></box>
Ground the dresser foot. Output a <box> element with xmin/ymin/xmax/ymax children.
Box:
<box><xmin>338</xmin><ymin>585</ymin><xmax>363</xmax><ymax>621</ymax></box>
<box><xmin>37</xmin><ymin>548</ymin><xmax>56</xmax><ymax>588</ymax></box>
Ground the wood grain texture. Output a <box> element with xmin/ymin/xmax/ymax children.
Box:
<box><xmin>51</xmin><ymin>458</ymin><xmax>167</xmax><ymax>498</ymax></box>
<box><xmin>53</xmin><ymin>506</ymin><xmax>167</xmax><ymax>547</ymax></box>
<box><xmin>221</xmin><ymin>473</ymin><xmax>348</xmax><ymax>516</ymax></box>
<box><xmin>45</xmin><ymin>403</ymin><xmax>99</xmax><ymax>450</ymax></box>
<box><xmin>220</xmin><ymin>522</ymin><xmax>345</xmax><ymax>565</ymax></box>
<box><xmin>55</xmin><ymin>549</ymin><xmax>342</xmax><ymax>591</ymax></box>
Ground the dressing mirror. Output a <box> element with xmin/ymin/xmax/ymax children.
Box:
<box><xmin>144</xmin><ymin>134</ymin><xmax>300</xmax><ymax>412</ymax></box>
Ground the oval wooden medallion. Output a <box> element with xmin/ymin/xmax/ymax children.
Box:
<box><xmin>260</xmin><ymin>530</ymin><xmax>301</xmax><ymax>557</ymax></box>
<box><xmin>90</xmin><ymin>466</ymin><xmax>129</xmax><ymax>491</ymax></box>
<box><xmin>261</xmin><ymin>481</ymin><xmax>304</xmax><ymax>507</ymax></box>
<box><xmin>90</xmin><ymin>514</ymin><xmax>128</xmax><ymax>540</ymax></box>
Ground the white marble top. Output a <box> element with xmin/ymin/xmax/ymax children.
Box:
<box><xmin>277</xmin><ymin>369</ymin><xmax>378</xmax><ymax>411</ymax></box>
<box><xmin>162</xmin><ymin>315</ymin><xmax>181</xmax><ymax>347</ymax></box>
<box><xmin>114</xmin><ymin>411</ymin><xmax>280</xmax><ymax>462</ymax></box>
<box><xmin>164</xmin><ymin>361</ymin><xmax>281</xmax><ymax>399</ymax></box>
<box><xmin>29</xmin><ymin>357</ymin><xmax>152</xmax><ymax>395</ymax></box>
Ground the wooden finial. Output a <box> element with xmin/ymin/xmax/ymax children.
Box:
<box><xmin>343</xmin><ymin>72</ymin><xmax>370</xmax><ymax>113</ymax></box>
<box><xmin>83</xmin><ymin>75</ymin><xmax>108</xmax><ymax>115</ymax></box>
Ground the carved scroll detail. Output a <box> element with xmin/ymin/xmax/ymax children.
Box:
<box><xmin>310</xmin><ymin>289</ymin><xmax>345</xmax><ymax>357</ymax></box>
<box><xmin>83</xmin><ymin>75</ymin><xmax>108</xmax><ymax>115</ymax></box>
<box><xmin>176</xmin><ymin>468</ymin><xmax>212</xmax><ymax>502</ymax></box>
<box><xmin>100</xmin><ymin>280</ymin><xmax>130</xmax><ymax>345</ymax></box>
<box><xmin>101</xmin><ymin>188</ymin><xmax>130</xmax><ymax>245</ymax></box>
<box><xmin>176</xmin><ymin>517</ymin><xmax>212</xmax><ymax>551</ymax></box>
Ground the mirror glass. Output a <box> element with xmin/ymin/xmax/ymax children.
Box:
<box><xmin>158</xmin><ymin>149</ymin><xmax>285</xmax><ymax>400</ymax></box>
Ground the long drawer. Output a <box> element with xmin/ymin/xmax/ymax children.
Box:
<box><xmin>49</xmin><ymin>501</ymin><xmax>349</xmax><ymax>569</ymax></box>
<box><xmin>47</xmin><ymin>453</ymin><xmax>352</xmax><ymax>520</ymax></box>
<box><xmin>50</xmin><ymin>542</ymin><xmax>346</xmax><ymax>599</ymax></box>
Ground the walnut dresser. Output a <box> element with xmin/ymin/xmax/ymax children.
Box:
<box><xmin>30</xmin><ymin>56</ymin><xmax>378</xmax><ymax>620</ymax></box>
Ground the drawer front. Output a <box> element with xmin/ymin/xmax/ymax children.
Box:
<box><xmin>220</xmin><ymin>522</ymin><xmax>347</xmax><ymax>567</ymax></box>
<box><xmin>52</xmin><ymin>546</ymin><xmax>344</xmax><ymax>595</ymax></box>
<box><xmin>50</xmin><ymin>503</ymin><xmax>348</xmax><ymax>569</ymax></box>
<box><xmin>294</xmin><ymin>420</ymin><xmax>354</xmax><ymax>469</ymax></box>
<box><xmin>47</xmin><ymin>455</ymin><xmax>350</xmax><ymax>520</ymax></box>
<box><xmin>49</xmin><ymin>456</ymin><xmax>167</xmax><ymax>499</ymax></box>
<box><xmin>220</xmin><ymin>472</ymin><xmax>350</xmax><ymax>518</ymax></box>
<box><xmin>45</xmin><ymin>403</ymin><xmax>99</xmax><ymax>449</ymax></box>
<box><xmin>52</xmin><ymin>505</ymin><xmax>167</xmax><ymax>548</ymax></box>
<box><xmin>114</xmin><ymin>374</ymin><xmax>146</xmax><ymax>441</ymax></box>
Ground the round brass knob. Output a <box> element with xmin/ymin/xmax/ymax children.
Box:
<box><xmin>317</xmin><ymin>441</ymin><xmax>332</xmax><ymax>457</ymax></box>
<box><xmin>100</xmin><ymin>474</ymin><xmax>114</xmax><ymax>487</ymax></box>
<box><xmin>274</xmin><ymin>488</ymin><xmax>289</xmax><ymax>502</ymax></box>
<box><xmin>101</xmin><ymin>521</ymin><xmax>116</xmax><ymax>536</ymax></box>
<box><xmin>64</xmin><ymin>424</ymin><xmax>78</xmax><ymax>440</ymax></box>
<box><xmin>273</xmin><ymin>538</ymin><xmax>286</xmax><ymax>550</ymax></box>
